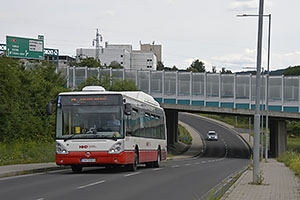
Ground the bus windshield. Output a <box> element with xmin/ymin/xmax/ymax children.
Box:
<box><xmin>56</xmin><ymin>105</ymin><xmax>123</xmax><ymax>140</ymax></box>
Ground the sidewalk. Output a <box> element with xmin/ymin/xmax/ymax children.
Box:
<box><xmin>0</xmin><ymin>162</ymin><xmax>61</xmax><ymax>178</ymax></box>
<box><xmin>221</xmin><ymin>159</ymin><xmax>300</xmax><ymax>200</ymax></box>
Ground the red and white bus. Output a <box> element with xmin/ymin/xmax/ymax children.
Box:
<box><xmin>48</xmin><ymin>86</ymin><xmax>167</xmax><ymax>172</ymax></box>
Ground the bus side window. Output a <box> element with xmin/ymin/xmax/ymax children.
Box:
<box><xmin>160</xmin><ymin>115</ymin><xmax>165</xmax><ymax>139</ymax></box>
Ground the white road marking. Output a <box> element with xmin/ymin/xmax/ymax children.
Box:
<box><xmin>171</xmin><ymin>165</ymin><xmax>180</xmax><ymax>168</ymax></box>
<box><xmin>36</xmin><ymin>198</ymin><xmax>44</xmax><ymax>200</ymax></box>
<box><xmin>185</xmin><ymin>163</ymin><xmax>191</xmax><ymax>166</ymax></box>
<box><xmin>124</xmin><ymin>172</ymin><xmax>141</xmax><ymax>177</ymax></box>
<box><xmin>201</xmin><ymin>161</ymin><xmax>206</xmax><ymax>164</ymax></box>
<box><xmin>152</xmin><ymin>168</ymin><xmax>163</xmax><ymax>171</ymax></box>
<box><xmin>77</xmin><ymin>180</ymin><xmax>106</xmax><ymax>189</ymax></box>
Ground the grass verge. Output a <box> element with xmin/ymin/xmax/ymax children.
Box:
<box><xmin>178</xmin><ymin>124</ymin><xmax>192</xmax><ymax>145</ymax></box>
<box><xmin>199</xmin><ymin>114</ymin><xmax>251</xmax><ymax>129</ymax></box>
<box><xmin>0</xmin><ymin>141</ymin><xmax>55</xmax><ymax>166</ymax></box>
<box><xmin>287</xmin><ymin>137</ymin><xmax>300</xmax><ymax>152</ymax></box>
<box><xmin>277</xmin><ymin>151</ymin><xmax>300</xmax><ymax>178</ymax></box>
<box><xmin>277</xmin><ymin>136</ymin><xmax>300</xmax><ymax>179</ymax></box>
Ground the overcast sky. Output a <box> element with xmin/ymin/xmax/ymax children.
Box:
<box><xmin>1</xmin><ymin>0</ymin><xmax>299</xmax><ymax>72</ymax></box>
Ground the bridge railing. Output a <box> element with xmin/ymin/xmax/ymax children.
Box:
<box><xmin>57</xmin><ymin>66</ymin><xmax>300</xmax><ymax>113</ymax></box>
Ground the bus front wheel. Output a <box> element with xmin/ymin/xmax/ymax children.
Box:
<box><xmin>128</xmin><ymin>150</ymin><xmax>138</xmax><ymax>171</ymax></box>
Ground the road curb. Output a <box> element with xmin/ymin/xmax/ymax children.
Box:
<box><xmin>201</xmin><ymin>165</ymin><xmax>249</xmax><ymax>200</ymax></box>
<box><xmin>0</xmin><ymin>166</ymin><xmax>68</xmax><ymax>179</ymax></box>
<box><xmin>219</xmin><ymin>166</ymin><xmax>250</xmax><ymax>200</ymax></box>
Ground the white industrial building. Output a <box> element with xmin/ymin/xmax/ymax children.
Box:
<box><xmin>76</xmin><ymin>42</ymin><xmax>160</xmax><ymax>70</ymax></box>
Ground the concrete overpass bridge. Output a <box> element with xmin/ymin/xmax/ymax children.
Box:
<box><xmin>58</xmin><ymin>66</ymin><xmax>300</xmax><ymax>156</ymax></box>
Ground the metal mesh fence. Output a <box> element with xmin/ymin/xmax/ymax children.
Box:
<box><xmin>57</xmin><ymin>66</ymin><xmax>300</xmax><ymax>110</ymax></box>
<box><xmin>178</xmin><ymin>73</ymin><xmax>190</xmax><ymax>96</ymax></box>
<box><xmin>150</xmin><ymin>71</ymin><xmax>163</xmax><ymax>95</ymax></box>
<box><xmin>221</xmin><ymin>74</ymin><xmax>234</xmax><ymax>98</ymax></box>
<box><xmin>236</xmin><ymin>75</ymin><xmax>250</xmax><ymax>99</ymax></box>
<box><xmin>284</xmin><ymin>77</ymin><xmax>299</xmax><ymax>102</ymax></box>
<box><xmin>269</xmin><ymin>76</ymin><xmax>282</xmax><ymax>102</ymax></box>
<box><xmin>192</xmin><ymin>73</ymin><xmax>204</xmax><ymax>96</ymax></box>
<box><xmin>206</xmin><ymin>74</ymin><xmax>219</xmax><ymax>98</ymax></box>
<box><xmin>164</xmin><ymin>72</ymin><xmax>176</xmax><ymax>95</ymax></box>
<box><xmin>137</xmin><ymin>71</ymin><xmax>149</xmax><ymax>93</ymax></box>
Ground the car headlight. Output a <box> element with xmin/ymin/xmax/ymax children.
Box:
<box><xmin>56</xmin><ymin>142</ymin><xmax>69</xmax><ymax>154</ymax></box>
<box><xmin>108</xmin><ymin>141</ymin><xmax>124</xmax><ymax>154</ymax></box>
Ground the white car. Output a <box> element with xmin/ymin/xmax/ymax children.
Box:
<box><xmin>207</xmin><ymin>130</ymin><xmax>218</xmax><ymax>141</ymax></box>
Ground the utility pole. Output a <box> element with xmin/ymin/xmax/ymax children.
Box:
<box><xmin>92</xmin><ymin>29</ymin><xmax>102</xmax><ymax>63</ymax></box>
<box><xmin>253</xmin><ymin>0</ymin><xmax>264</xmax><ymax>184</ymax></box>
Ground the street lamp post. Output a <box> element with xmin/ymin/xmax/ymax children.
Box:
<box><xmin>265</xmin><ymin>14</ymin><xmax>271</xmax><ymax>162</ymax></box>
<box><xmin>237</xmin><ymin>0</ymin><xmax>265</xmax><ymax>183</ymax></box>
<box><xmin>237</xmin><ymin>13</ymin><xmax>272</xmax><ymax>162</ymax></box>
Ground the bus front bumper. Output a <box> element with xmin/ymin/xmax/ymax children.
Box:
<box><xmin>56</xmin><ymin>151</ymin><xmax>134</xmax><ymax>165</ymax></box>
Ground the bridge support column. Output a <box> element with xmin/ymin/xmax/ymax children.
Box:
<box><xmin>270</xmin><ymin>119</ymin><xmax>287</xmax><ymax>157</ymax></box>
<box><xmin>165</xmin><ymin>110</ymin><xmax>178</xmax><ymax>151</ymax></box>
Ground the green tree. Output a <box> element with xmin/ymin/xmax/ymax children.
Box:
<box><xmin>284</xmin><ymin>65</ymin><xmax>300</xmax><ymax>76</ymax></box>
<box><xmin>287</xmin><ymin>121</ymin><xmax>300</xmax><ymax>137</ymax></box>
<box><xmin>0</xmin><ymin>57</ymin><xmax>67</xmax><ymax>142</ymax></box>
<box><xmin>157</xmin><ymin>61</ymin><xmax>165</xmax><ymax>70</ymax></box>
<box><xmin>108</xmin><ymin>61</ymin><xmax>123</xmax><ymax>69</ymax></box>
<box><xmin>78</xmin><ymin>75</ymin><xmax>138</xmax><ymax>91</ymax></box>
<box><xmin>187</xmin><ymin>59</ymin><xmax>205</xmax><ymax>72</ymax></box>
<box><xmin>71</xmin><ymin>57</ymin><xmax>102</xmax><ymax>68</ymax></box>
<box><xmin>171</xmin><ymin>65</ymin><xmax>178</xmax><ymax>71</ymax></box>
<box><xmin>221</xmin><ymin>67</ymin><xmax>232</xmax><ymax>74</ymax></box>
<box><xmin>212</xmin><ymin>66</ymin><xmax>217</xmax><ymax>73</ymax></box>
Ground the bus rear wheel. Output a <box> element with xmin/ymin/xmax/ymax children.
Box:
<box><xmin>153</xmin><ymin>149</ymin><xmax>161</xmax><ymax>168</ymax></box>
<box><xmin>71</xmin><ymin>165</ymin><xmax>83</xmax><ymax>173</ymax></box>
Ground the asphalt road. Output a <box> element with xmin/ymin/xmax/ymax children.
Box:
<box><xmin>0</xmin><ymin>113</ymin><xmax>250</xmax><ymax>200</ymax></box>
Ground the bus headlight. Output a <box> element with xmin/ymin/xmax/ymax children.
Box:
<box><xmin>56</xmin><ymin>142</ymin><xmax>69</xmax><ymax>155</ymax></box>
<box><xmin>108</xmin><ymin>142</ymin><xmax>124</xmax><ymax>154</ymax></box>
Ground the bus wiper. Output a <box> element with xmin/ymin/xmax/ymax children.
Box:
<box><xmin>92</xmin><ymin>135</ymin><xmax>118</xmax><ymax>141</ymax></box>
<box><xmin>64</xmin><ymin>135</ymin><xmax>76</xmax><ymax>142</ymax></box>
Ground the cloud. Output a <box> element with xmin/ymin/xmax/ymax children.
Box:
<box><xmin>209</xmin><ymin>48</ymin><xmax>257</xmax><ymax>72</ymax></box>
<box><xmin>96</xmin><ymin>10</ymin><xmax>115</xmax><ymax>20</ymax></box>
<box><xmin>228</xmin><ymin>0</ymin><xmax>258</xmax><ymax>12</ymax></box>
<box><xmin>164</xmin><ymin>0</ymin><xmax>176</xmax><ymax>5</ymax></box>
<box><xmin>206</xmin><ymin>49</ymin><xmax>300</xmax><ymax>72</ymax></box>
<box><xmin>103</xmin><ymin>10</ymin><xmax>115</xmax><ymax>17</ymax></box>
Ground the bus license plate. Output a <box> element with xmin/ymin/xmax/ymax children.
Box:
<box><xmin>81</xmin><ymin>158</ymin><xmax>96</xmax><ymax>163</ymax></box>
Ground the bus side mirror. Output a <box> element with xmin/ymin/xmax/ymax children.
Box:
<box><xmin>124</xmin><ymin>103</ymin><xmax>132</xmax><ymax>115</ymax></box>
<box><xmin>46</xmin><ymin>101</ymin><xmax>53</xmax><ymax>115</ymax></box>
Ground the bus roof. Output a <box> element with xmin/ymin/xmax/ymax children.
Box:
<box><xmin>58</xmin><ymin>88</ymin><xmax>160</xmax><ymax>108</ymax></box>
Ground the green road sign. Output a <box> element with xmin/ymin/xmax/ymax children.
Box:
<box><xmin>6</xmin><ymin>35</ymin><xmax>44</xmax><ymax>60</ymax></box>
